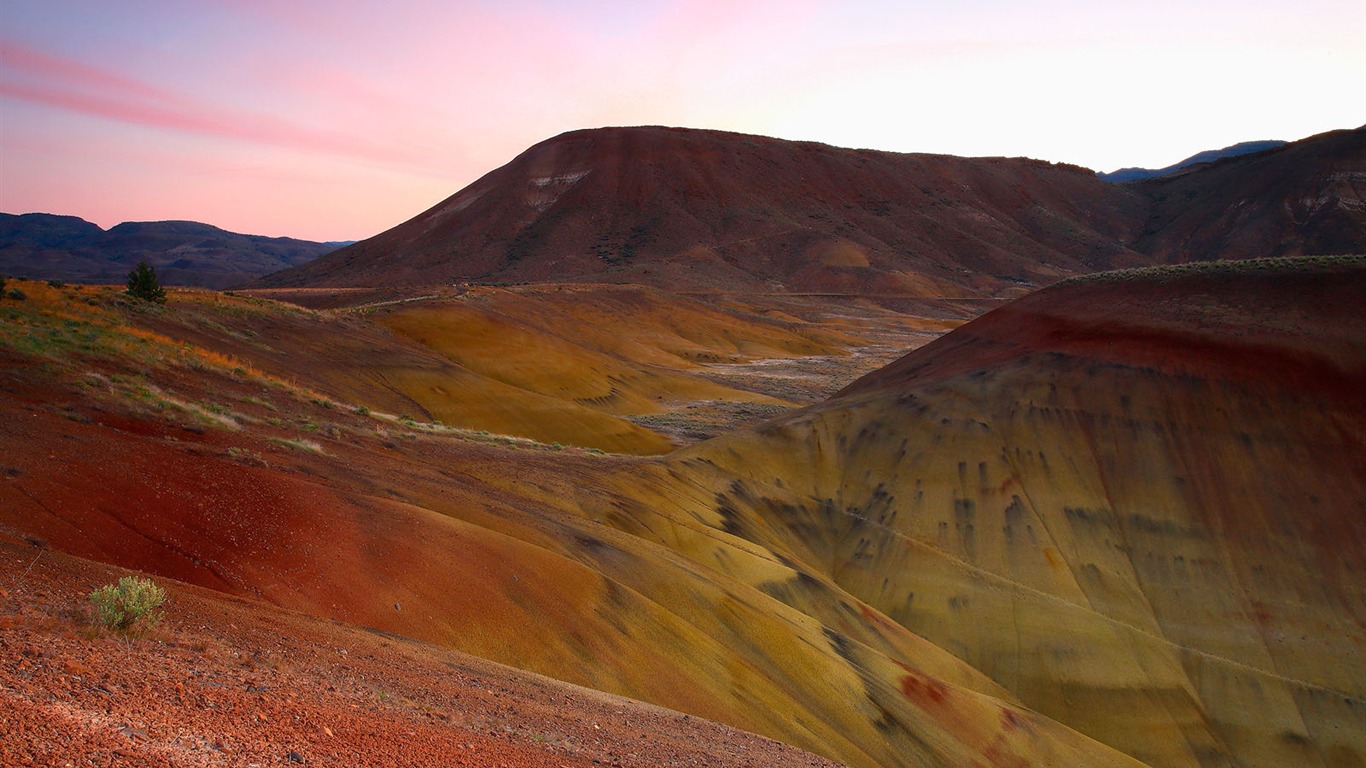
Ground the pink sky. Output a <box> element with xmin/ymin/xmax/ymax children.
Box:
<box><xmin>2</xmin><ymin>0</ymin><xmax>1362</xmax><ymax>242</ymax></box>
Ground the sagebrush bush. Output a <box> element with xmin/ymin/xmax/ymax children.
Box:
<box><xmin>90</xmin><ymin>576</ymin><xmax>166</xmax><ymax>632</ymax></box>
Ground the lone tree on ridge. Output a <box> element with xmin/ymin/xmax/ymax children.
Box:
<box><xmin>126</xmin><ymin>259</ymin><xmax>167</xmax><ymax>303</ymax></box>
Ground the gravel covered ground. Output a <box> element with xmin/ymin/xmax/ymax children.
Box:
<box><xmin>0</xmin><ymin>539</ymin><xmax>843</xmax><ymax>768</ymax></box>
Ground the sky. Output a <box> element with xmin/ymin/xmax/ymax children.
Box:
<box><xmin>1</xmin><ymin>0</ymin><xmax>1363</xmax><ymax>242</ymax></box>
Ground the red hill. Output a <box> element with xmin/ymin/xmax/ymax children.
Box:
<box><xmin>257</xmin><ymin>126</ymin><xmax>1365</xmax><ymax>296</ymax></box>
<box><xmin>258</xmin><ymin>126</ymin><xmax>1149</xmax><ymax>295</ymax></box>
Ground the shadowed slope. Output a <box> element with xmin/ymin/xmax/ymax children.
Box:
<box><xmin>621</xmin><ymin>256</ymin><xmax>1365</xmax><ymax>767</ymax></box>
<box><xmin>1130</xmin><ymin>127</ymin><xmax>1365</xmax><ymax>261</ymax></box>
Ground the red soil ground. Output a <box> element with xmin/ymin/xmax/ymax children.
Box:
<box><xmin>0</xmin><ymin>539</ymin><xmax>842</xmax><ymax>768</ymax></box>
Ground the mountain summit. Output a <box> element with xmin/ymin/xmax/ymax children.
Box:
<box><xmin>258</xmin><ymin>125</ymin><xmax>1365</xmax><ymax>295</ymax></box>
<box><xmin>257</xmin><ymin>126</ymin><xmax>1148</xmax><ymax>295</ymax></box>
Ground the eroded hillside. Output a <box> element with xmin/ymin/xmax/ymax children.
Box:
<box><xmin>2</xmin><ymin>257</ymin><xmax>1362</xmax><ymax>767</ymax></box>
<box><xmin>597</xmin><ymin>256</ymin><xmax>1366</xmax><ymax>767</ymax></box>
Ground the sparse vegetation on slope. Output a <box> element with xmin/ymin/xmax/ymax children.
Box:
<box><xmin>1057</xmin><ymin>253</ymin><xmax>1364</xmax><ymax>285</ymax></box>
<box><xmin>2</xmin><ymin>541</ymin><xmax>842</xmax><ymax>768</ymax></box>
<box><xmin>89</xmin><ymin>576</ymin><xmax>166</xmax><ymax>633</ymax></box>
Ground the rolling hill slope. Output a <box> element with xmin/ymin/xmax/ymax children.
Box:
<box><xmin>1127</xmin><ymin>127</ymin><xmax>1365</xmax><ymax>261</ymax></box>
<box><xmin>616</xmin><ymin>256</ymin><xmax>1365</xmax><ymax>767</ymax></box>
<box><xmin>2</xmin><ymin>257</ymin><xmax>1360</xmax><ymax>766</ymax></box>
<box><xmin>0</xmin><ymin>279</ymin><xmax>1141</xmax><ymax>767</ymax></box>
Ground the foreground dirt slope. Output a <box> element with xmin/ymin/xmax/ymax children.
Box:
<box><xmin>0</xmin><ymin>540</ymin><xmax>842</xmax><ymax>768</ymax></box>
<box><xmin>614</xmin><ymin>257</ymin><xmax>1365</xmax><ymax>767</ymax></box>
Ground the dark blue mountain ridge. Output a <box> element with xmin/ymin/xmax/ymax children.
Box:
<box><xmin>0</xmin><ymin>213</ymin><xmax>342</xmax><ymax>289</ymax></box>
<box><xmin>1099</xmin><ymin>140</ymin><xmax>1288</xmax><ymax>182</ymax></box>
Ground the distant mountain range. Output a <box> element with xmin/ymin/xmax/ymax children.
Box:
<box><xmin>0</xmin><ymin>214</ymin><xmax>347</xmax><ymax>289</ymax></box>
<box><xmin>1098</xmin><ymin>139</ymin><xmax>1288</xmax><ymax>182</ymax></box>
<box><xmin>258</xmin><ymin>126</ymin><xmax>1364</xmax><ymax>295</ymax></box>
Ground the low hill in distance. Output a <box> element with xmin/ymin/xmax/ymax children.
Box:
<box><xmin>1099</xmin><ymin>139</ymin><xmax>1288</xmax><ymax>182</ymax></box>
<box><xmin>2</xmin><ymin>256</ymin><xmax>1360</xmax><ymax>767</ymax></box>
<box><xmin>0</xmin><ymin>213</ymin><xmax>344</xmax><ymax>289</ymax></box>
<box><xmin>257</xmin><ymin>126</ymin><xmax>1364</xmax><ymax>296</ymax></box>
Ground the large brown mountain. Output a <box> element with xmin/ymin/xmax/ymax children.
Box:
<box><xmin>256</xmin><ymin>126</ymin><xmax>1150</xmax><ymax>295</ymax></box>
<box><xmin>256</xmin><ymin>125</ymin><xmax>1364</xmax><ymax>294</ymax></box>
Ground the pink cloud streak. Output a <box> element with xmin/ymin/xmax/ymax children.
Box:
<box><xmin>0</xmin><ymin>39</ymin><xmax>437</xmax><ymax>176</ymax></box>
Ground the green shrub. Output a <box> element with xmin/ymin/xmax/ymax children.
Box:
<box><xmin>90</xmin><ymin>576</ymin><xmax>166</xmax><ymax>632</ymax></box>
<box><xmin>125</xmin><ymin>260</ymin><xmax>167</xmax><ymax>303</ymax></box>
<box><xmin>8</xmin><ymin>289</ymin><xmax>26</xmax><ymax>301</ymax></box>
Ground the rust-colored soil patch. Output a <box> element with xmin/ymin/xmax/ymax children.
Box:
<box><xmin>0</xmin><ymin>541</ymin><xmax>842</xmax><ymax>768</ymax></box>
